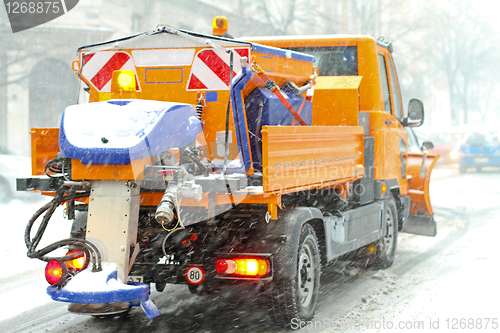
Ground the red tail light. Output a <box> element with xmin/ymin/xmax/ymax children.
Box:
<box><xmin>216</xmin><ymin>258</ymin><xmax>269</xmax><ymax>277</ymax></box>
<box><xmin>45</xmin><ymin>260</ymin><xmax>68</xmax><ymax>285</ymax></box>
<box><xmin>65</xmin><ymin>251</ymin><xmax>87</xmax><ymax>271</ymax></box>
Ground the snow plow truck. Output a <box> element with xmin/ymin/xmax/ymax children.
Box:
<box><xmin>18</xmin><ymin>17</ymin><xmax>439</xmax><ymax>326</ymax></box>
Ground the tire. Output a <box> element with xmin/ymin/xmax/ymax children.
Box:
<box><xmin>459</xmin><ymin>165</ymin><xmax>467</xmax><ymax>174</ymax></box>
<box><xmin>267</xmin><ymin>223</ymin><xmax>321</xmax><ymax>326</ymax></box>
<box><xmin>365</xmin><ymin>197</ymin><xmax>398</xmax><ymax>269</ymax></box>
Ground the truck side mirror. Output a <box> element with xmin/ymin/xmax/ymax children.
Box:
<box><xmin>402</xmin><ymin>99</ymin><xmax>424</xmax><ymax>127</ymax></box>
<box><xmin>421</xmin><ymin>141</ymin><xmax>434</xmax><ymax>150</ymax></box>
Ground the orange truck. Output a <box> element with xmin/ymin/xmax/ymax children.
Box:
<box><xmin>18</xmin><ymin>19</ymin><xmax>438</xmax><ymax>325</ymax></box>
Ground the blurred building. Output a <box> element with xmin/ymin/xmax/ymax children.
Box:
<box><xmin>0</xmin><ymin>0</ymin><xmax>273</xmax><ymax>156</ymax></box>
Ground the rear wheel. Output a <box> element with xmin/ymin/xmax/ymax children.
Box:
<box><xmin>267</xmin><ymin>223</ymin><xmax>320</xmax><ymax>326</ymax></box>
<box><xmin>365</xmin><ymin>197</ymin><xmax>398</xmax><ymax>269</ymax></box>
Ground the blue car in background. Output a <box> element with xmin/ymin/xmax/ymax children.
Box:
<box><xmin>458</xmin><ymin>131</ymin><xmax>500</xmax><ymax>173</ymax></box>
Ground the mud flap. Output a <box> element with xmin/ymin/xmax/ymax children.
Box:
<box><xmin>402</xmin><ymin>215</ymin><xmax>437</xmax><ymax>237</ymax></box>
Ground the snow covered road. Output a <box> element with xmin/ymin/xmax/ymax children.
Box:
<box><xmin>1</xmin><ymin>166</ymin><xmax>499</xmax><ymax>332</ymax></box>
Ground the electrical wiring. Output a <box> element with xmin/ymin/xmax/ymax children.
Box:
<box><xmin>161</xmin><ymin>227</ymin><xmax>185</xmax><ymax>259</ymax></box>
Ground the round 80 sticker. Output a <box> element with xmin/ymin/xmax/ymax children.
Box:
<box><xmin>185</xmin><ymin>266</ymin><xmax>205</xmax><ymax>285</ymax></box>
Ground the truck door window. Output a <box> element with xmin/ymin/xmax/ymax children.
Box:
<box><xmin>290</xmin><ymin>46</ymin><xmax>358</xmax><ymax>76</ymax></box>
<box><xmin>405</xmin><ymin>127</ymin><xmax>421</xmax><ymax>153</ymax></box>
<box><xmin>378</xmin><ymin>54</ymin><xmax>392</xmax><ymax>114</ymax></box>
<box><xmin>388</xmin><ymin>56</ymin><xmax>403</xmax><ymax>120</ymax></box>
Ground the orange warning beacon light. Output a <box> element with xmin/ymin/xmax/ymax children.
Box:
<box><xmin>111</xmin><ymin>70</ymin><xmax>136</xmax><ymax>93</ymax></box>
<box><xmin>212</xmin><ymin>16</ymin><xmax>229</xmax><ymax>36</ymax></box>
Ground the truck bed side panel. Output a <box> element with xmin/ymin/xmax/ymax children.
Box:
<box><xmin>261</xmin><ymin>125</ymin><xmax>364</xmax><ymax>193</ymax></box>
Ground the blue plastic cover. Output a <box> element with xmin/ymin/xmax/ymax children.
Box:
<box><xmin>245</xmin><ymin>87</ymin><xmax>312</xmax><ymax>170</ymax></box>
<box><xmin>47</xmin><ymin>265</ymin><xmax>161</xmax><ymax>318</ymax></box>
<box><xmin>59</xmin><ymin>99</ymin><xmax>203</xmax><ymax>165</ymax></box>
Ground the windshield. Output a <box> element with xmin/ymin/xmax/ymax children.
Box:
<box><xmin>289</xmin><ymin>46</ymin><xmax>358</xmax><ymax>76</ymax></box>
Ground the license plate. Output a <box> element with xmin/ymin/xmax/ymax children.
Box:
<box><xmin>127</xmin><ymin>275</ymin><xmax>144</xmax><ymax>283</ymax></box>
<box><xmin>474</xmin><ymin>157</ymin><xmax>489</xmax><ymax>163</ymax></box>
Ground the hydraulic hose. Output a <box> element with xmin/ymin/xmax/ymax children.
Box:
<box><xmin>25</xmin><ymin>187</ymin><xmax>66</xmax><ymax>253</ymax></box>
<box><xmin>180</xmin><ymin>148</ymin><xmax>209</xmax><ymax>176</ymax></box>
<box><xmin>30</xmin><ymin>238</ymin><xmax>102</xmax><ymax>271</ymax></box>
<box><xmin>24</xmin><ymin>185</ymin><xmax>102</xmax><ymax>271</ymax></box>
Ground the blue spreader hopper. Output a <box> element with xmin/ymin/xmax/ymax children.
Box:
<box><xmin>59</xmin><ymin>99</ymin><xmax>203</xmax><ymax>165</ymax></box>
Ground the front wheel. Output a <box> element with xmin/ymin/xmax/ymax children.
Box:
<box><xmin>267</xmin><ymin>223</ymin><xmax>321</xmax><ymax>326</ymax></box>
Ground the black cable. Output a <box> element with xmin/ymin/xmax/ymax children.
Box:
<box><xmin>27</xmin><ymin>186</ymin><xmax>66</xmax><ymax>253</ymax></box>
<box><xmin>27</xmin><ymin>186</ymin><xmax>89</xmax><ymax>253</ymax></box>
<box><xmin>24</xmin><ymin>200</ymin><xmax>53</xmax><ymax>249</ymax></box>
<box><xmin>180</xmin><ymin>148</ymin><xmax>209</xmax><ymax>176</ymax></box>
<box><xmin>61</xmin><ymin>158</ymin><xmax>71</xmax><ymax>181</ymax></box>
<box><xmin>76</xmin><ymin>30</ymin><xmax>150</xmax><ymax>54</ymax></box>
<box><xmin>221</xmin><ymin>50</ymin><xmax>236</xmax><ymax>209</ymax></box>
<box><xmin>24</xmin><ymin>185</ymin><xmax>101</xmax><ymax>271</ymax></box>
<box><xmin>44</xmin><ymin>157</ymin><xmax>71</xmax><ymax>179</ymax></box>
<box><xmin>29</xmin><ymin>238</ymin><xmax>101</xmax><ymax>271</ymax></box>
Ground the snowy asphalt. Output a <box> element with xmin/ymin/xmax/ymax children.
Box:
<box><xmin>1</xmin><ymin>165</ymin><xmax>499</xmax><ymax>332</ymax></box>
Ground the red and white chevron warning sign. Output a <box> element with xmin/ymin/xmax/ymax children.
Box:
<box><xmin>187</xmin><ymin>48</ymin><xmax>250</xmax><ymax>91</ymax></box>
<box><xmin>81</xmin><ymin>51</ymin><xmax>140</xmax><ymax>92</ymax></box>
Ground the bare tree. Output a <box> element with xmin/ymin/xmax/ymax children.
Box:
<box><xmin>425</xmin><ymin>0</ymin><xmax>500</xmax><ymax>125</ymax></box>
<box><xmin>250</xmin><ymin>0</ymin><xmax>317</xmax><ymax>35</ymax></box>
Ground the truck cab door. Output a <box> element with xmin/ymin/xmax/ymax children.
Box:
<box><xmin>381</xmin><ymin>51</ymin><xmax>439</xmax><ymax>237</ymax></box>
<box><xmin>403</xmin><ymin>128</ymin><xmax>439</xmax><ymax>236</ymax></box>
